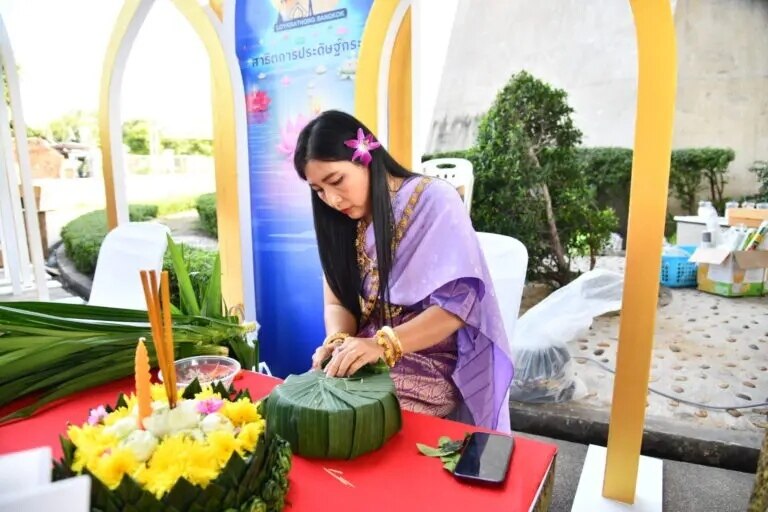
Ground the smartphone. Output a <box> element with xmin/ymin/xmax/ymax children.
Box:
<box><xmin>453</xmin><ymin>432</ymin><xmax>514</xmax><ymax>485</ymax></box>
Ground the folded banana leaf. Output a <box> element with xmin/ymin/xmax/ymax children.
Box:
<box><xmin>265</xmin><ymin>367</ymin><xmax>401</xmax><ymax>459</ymax></box>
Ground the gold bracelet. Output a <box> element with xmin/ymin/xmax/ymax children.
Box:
<box><xmin>323</xmin><ymin>331</ymin><xmax>349</xmax><ymax>347</ymax></box>
<box><xmin>375</xmin><ymin>332</ymin><xmax>396</xmax><ymax>367</ymax></box>
<box><xmin>380</xmin><ymin>326</ymin><xmax>403</xmax><ymax>362</ymax></box>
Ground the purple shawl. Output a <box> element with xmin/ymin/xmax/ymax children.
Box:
<box><xmin>363</xmin><ymin>176</ymin><xmax>514</xmax><ymax>431</ymax></box>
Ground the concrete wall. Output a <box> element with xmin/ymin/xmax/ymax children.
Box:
<box><xmin>429</xmin><ymin>0</ymin><xmax>767</xmax><ymax>200</ymax></box>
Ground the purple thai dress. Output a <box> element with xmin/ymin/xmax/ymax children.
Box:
<box><xmin>356</xmin><ymin>176</ymin><xmax>514</xmax><ymax>432</ymax></box>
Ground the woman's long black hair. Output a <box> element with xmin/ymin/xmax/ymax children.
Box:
<box><xmin>294</xmin><ymin>110</ymin><xmax>416</xmax><ymax>326</ymax></box>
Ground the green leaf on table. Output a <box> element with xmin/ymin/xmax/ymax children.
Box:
<box><xmin>417</xmin><ymin>443</ymin><xmax>452</xmax><ymax>458</ymax></box>
<box><xmin>417</xmin><ymin>434</ymin><xmax>470</xmax><ymax>473</ymax></box>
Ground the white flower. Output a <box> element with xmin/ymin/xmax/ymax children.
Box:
<box><xmin>121</xmin><ymin>430</ymin><xmax>158</xmax><ymax>462</ymax></box>
<box><xmin>200</xmin><ymin>413</ymin><xmax>235</xmax><ymax>434</ymax></box>
<box><xmin>104</xmin><ymin>416</ymin><xmax>138</xmax><ymax>439</ymax></box>
<box><xmin>175</xmin><ymin>429</ymin><xmax>206</xmax><ymax>442</ymax></box>
<box><xmin>143</xmin><ymin>400</ymin><xmax>200</xmax><ymax>438</ymax></box>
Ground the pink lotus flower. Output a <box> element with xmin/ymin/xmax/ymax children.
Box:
<box><xmin>87</xmin><ymin>405</ymin><xmax>108</xmax><ymax>425</ymax></box>
<box><xmin>246</xmin><ymin>90</ymin><xmax>271</xmax><ymax>113</ymax></box>
<box><xmin>276</xmin><ymin>114</ymin><xmax>311</xmax><ymax>160</ymax></box>
<box><xmin>344</xmin><ymin>128</ymin><xmax>381</xmax><ymax>167</ymax></box>
<box><xmin>196</xmin><ymin>398</ymin><xmax>224</xmax><ymax>415</ymax></box>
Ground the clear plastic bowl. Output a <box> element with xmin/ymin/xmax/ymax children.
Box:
<box><xmin>158</xmin><ymin>356</ymin><xmax>241</xmax><ymax>389</ymax></box>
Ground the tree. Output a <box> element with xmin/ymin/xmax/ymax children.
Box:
<box><xmin>122</xmin><ymin>119</ymin><xmax>151</xmax><ymax>155</ymax></box>
<box><xmin>472</xmin><ymin>71</ymin><xmax>616</xmax><ymax>286</ymax></box>
<box><xmin>48</xmin><ymin>110</ymin><xmax>97</xmax><ymax>143</ymax></box>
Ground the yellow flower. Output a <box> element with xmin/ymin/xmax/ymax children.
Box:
<box><xmin>194</xmin><ymin>386</ymin><xmax>223</xmax><ymax>401</ymax></box>
<box><xmin>150</xmin><ymin>384</ymin><xmax>182</xmax><ymax>403</ymax></box>
<box><xmin>68</xmin><ymin>424</ymin><xmax>118</xmax><ymax>473</ymax></box>
<box><xmin>207</xmin><ymin>430</ymin><xmax>241</xmax><ymax>467</ymax></box>
<box><xmin>135</xmin><ymin>463</ymin><xmax>182</xmax><ymax>499</ymax></box>
<box><xmin>90</xmin><ymin>447</ymin><xmax>139</xmax><ymax>489</ymax></box>
<box><xmin>103</xmin><ymin>407</ymin><xmax>131</xmax><ymax>426</ymax></box>
<box><xmin>182</xmin><ymin>442</ymin><xmax>220</xmax><ymax>488</ymax></box>
<box><xmin>221</xmin><ymin>398</ymin><xmax>261</xmax><ymax>427</ymax></box>
<box><xmin>237</xmin><ymin>420</ymin><xmax>265</xmax><ymax>453</ymax></box>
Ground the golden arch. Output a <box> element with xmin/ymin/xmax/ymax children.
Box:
<box><xmin>357</xmin><ymin>0</ymin><xmax>677</xmax><ymax>504</ymax></box>
<box><xmin>100</xmin><ymin>0</ymin><xmax>245</xmax><ymax>311</ymax></box>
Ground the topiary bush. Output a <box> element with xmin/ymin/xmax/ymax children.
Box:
<box><xmin>196</xmin><ymin>193</ymin><xmax>218</xmax><ymax>238</ymax></box>
<box><xmin>577</xmin><ymin>147</ymin><xmax>633</xmax><ymax>244</ymax></box>
<box><xmin>470</xmin><ymin>71</ymin><xmax>617</xmax><ymax>286</ymax></box>
<box><xmin>669</xmin><ymin>147</ymin><xmax>735</xmax><ymax>214</ymax></box>
<box><xmin>60</xmin><ymin>205</ymin><xmax>217</xmax><ymax>305</ymax></box>
<box><xmin>61</xmin><ymin>204</ymin><xmax>159</xmax><ymax>275</ymax></box>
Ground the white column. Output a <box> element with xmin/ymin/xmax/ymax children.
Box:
<box><xmin>0</xmin><ymin>13</ymin><xmax>49</xmax><ymax>299</ymax></box>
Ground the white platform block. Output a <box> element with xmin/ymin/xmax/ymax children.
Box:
<box><xmin>572</xmin><ymin>445</ymin><xmax>663</xmax><ymax>512</ymax></box>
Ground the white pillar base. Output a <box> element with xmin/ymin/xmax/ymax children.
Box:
<box><xmin>572</xmin><ymin>445</ymin><xmax>663</xmax><ymax>512</ymax></box>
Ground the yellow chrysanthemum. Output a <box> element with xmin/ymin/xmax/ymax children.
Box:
<box><xmin>135</xmin><ymin>463</ymin><xmax>183</xmax><ymax>499</ymax></box>
<box><xmin>237</xmin><ymin>420</ymin><xmax>265</xmax><ymax>453</ymax></box>
<box><xmin>103</xmin><ymin>406</ymin><xmax>131</xmax><ymax>426</ymax></box>
<box><xmin>207</xmin><ymin>430</ymin><xmax>241</xmax><ymax>467</ymax></box>
<box><xmin>90</xmin><ymin>447</ymin><xmax>140</xmax><ymax>489</ymax></box>
<box><xmin>68</xmin><ymin>424</ymin><xmax>118</xmax><ymax>473</ymax></box>
<box><xmin>194</xmin><ymin>386</ymin><xmax>222</xmax><ymax>401</ymax></box>
<box><xmin>150</xmin><ymin>384</ymin><xmax>182</xmax><ymax>403</ymax></box>
<box><xmin>135</xmin><ymin>435</ymin><xmax>189</xmax><ymax>498</ymax></box>
<box><xmin>182</xmin><ymin>441</ymin><xmax>220</xmax><ymax>488</ymax></box>
<box><xmin>221</xmin><ymin>398</ymin><xmax>261</xmax><ymax>427</ymax></box>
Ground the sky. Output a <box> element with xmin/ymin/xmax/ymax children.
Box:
<box><xmin>0</xmin><ymin>0</ymin><xmax>213</xmax><ymax>138</ymax></box>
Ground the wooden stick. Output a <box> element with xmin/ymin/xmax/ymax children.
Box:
<box><xmin>161</xmin><ymin>271</ymin><xmax>177</xmax><ymax>406</ymax></box>
<box><xmin>140</xmin><ymin>270</ymin><xmax>173</xmax><ymax>406</ymax></box>
<box><xmin>140</xmin><ymin>271</ymin><xmax>165</xmax><ymax>363</ymax></box>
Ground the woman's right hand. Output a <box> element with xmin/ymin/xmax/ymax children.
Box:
<box><xmin>310</xmin><ymin>344</ymin><xmax>334</xmax><ymax>370</ymax></box>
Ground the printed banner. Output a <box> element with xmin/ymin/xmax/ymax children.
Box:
<box><xmin>236</xmin><ymin>0</ymin><xmax>375</xmax><ymax>377</ymax></box>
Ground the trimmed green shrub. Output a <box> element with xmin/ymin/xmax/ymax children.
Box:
<box><xmin>196</xmin><ymin>193</ymin><xmax>218</xmax><ymax>238</ymax></box>
<box><xmin>577</xmin><ymin>147</ymin><xmax>633</xmax><ymax>243</ymax></box>
<box><xmin>749</xmin><ymin>160</ymin><xmax>768</xmax><ymax>202</ymax></box>
<box><xmin>61</xmin><ymin>204</ymin><xmax>159</xmax><ymax>275</ymax></box>
<box><xmin>61</xmin><ymin>205</ymin><xmax>217</xmax><ymax>306</ymax></box>
<box><xmin>470</xmin><ymin>71</ymin><xmax>617</xmax><ymax>286</ymax></box>
<box><xmin>670</xmin><ymin>147</ymin><xmax>735</xmax><ymax>213</ymax></box>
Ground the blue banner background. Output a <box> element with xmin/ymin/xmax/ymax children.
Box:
<box><xmin>236</xmin><ymin>0</ymin><xmax>374</xmax><ymax>377</ymax></box>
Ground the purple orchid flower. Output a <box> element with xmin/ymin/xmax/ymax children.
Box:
<box><xmin>87</xmin><ymin>405</ymin><xmax>108</xmax><ymax>425</ymax></box>
<box><xmin>344</xmin><ymin>128</ymin><xmax>381</xmax><ymax>167</ymax></box>
<box><xmin>196</xmin><ymin>398</ymin><xmax>224</xmax><ymax>415</ymax></box>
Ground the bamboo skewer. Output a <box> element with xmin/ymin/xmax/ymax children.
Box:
<box><xmin>139</xmin><ymin>270</ymin><xmax>178</xmax><ymax>408</ymax></box>
<box><xmin>161</xmin><ymin>271</ymin><xmax>177</xmax><ymax>393</ymax></box>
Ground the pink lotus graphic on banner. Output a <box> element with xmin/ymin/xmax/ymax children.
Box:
<box><xmin>276</xmin><ymin>113</ymin><xmax>312</xmax><ymax>160</ymax></box>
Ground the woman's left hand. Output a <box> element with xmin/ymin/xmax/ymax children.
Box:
<box><xmin>324</xmin><ymin>337</ymin><xmax>384</xmax><ymax>378</ymax></box>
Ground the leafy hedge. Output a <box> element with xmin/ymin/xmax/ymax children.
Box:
<box><xmin>196</xmin><ymin>193</ymin><xmax>218</xmax><ymax>238</ymax></box>
<box><xmin>423</xmin><ymin>144</ymin><xmax>736</xmax><ymax>252</ymax></box>
<box><xmin>61</xmin><ymin>205</ymin><xmax>159</xmax><ymax>275</ymax></box>
<box><xmin>428</xmin><ymin>71</ymin><xmax>617</xmax><ymax>286</ymax></box>
<box><xmin>60</xmin><ymin>206</ymin><xmax>217</xmax><ymax>305</ymax></box>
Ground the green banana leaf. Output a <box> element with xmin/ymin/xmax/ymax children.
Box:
<box><xmin>265</xmin><ymin>368</ymin><xmax>402</xmax><ymax>459</ymax></box>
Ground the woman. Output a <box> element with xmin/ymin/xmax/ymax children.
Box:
<box><xmin>293</xmin><ymin>110</ymin><xmax>514</xmax><ymax>432</ymax></box>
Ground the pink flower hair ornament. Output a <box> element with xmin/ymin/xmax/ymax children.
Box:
<box><xmin>344</xmin><ymin>128</ymin><xmax>381</xmax><ymax>167</ymax></box>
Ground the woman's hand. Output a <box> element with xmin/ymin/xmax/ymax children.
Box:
<box><xmin>310</xmin><ymin>343</ymin><xmax>336</xmax><ymax>371</ymax></box>
<box><xmin>324</xmin><ymin>337</ymin><xmax>384</xmax><ymax>378</ymax></box>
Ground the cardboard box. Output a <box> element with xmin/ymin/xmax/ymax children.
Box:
<box><xmin>689</xmin><ymin>248</ymin><xmax>768</xmax><ymax>297</ymax></box>
<box><xmin>726</xmin><ymin>208</ymin><xmax>768</xmax><ymax>228</ymax></box>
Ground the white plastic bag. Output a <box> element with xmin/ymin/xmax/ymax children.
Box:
<box><xmin>509</xmin><ymin>269</ymin><xmax>624</xmax><ymax>403</ymax></box>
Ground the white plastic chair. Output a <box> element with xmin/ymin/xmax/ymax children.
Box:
<box><xmin>422</xmin><ymin>158</ymin><xmax>475</xmax><ymax>214</ymax></box>
<box><xmin>88</xmin><ymin>222</ymin><xmax>170</xmax><ymax>310</ymax></box>
<box><xmin>476</xmin><ymin>232</ymin><xmax>528</xmax><ymax>345</ymax></box>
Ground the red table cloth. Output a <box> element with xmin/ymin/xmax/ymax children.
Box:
<box><xmin>0</xmin><ymin>372</ymin><xmax>557</xmax><ymax>512</ymax></box>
